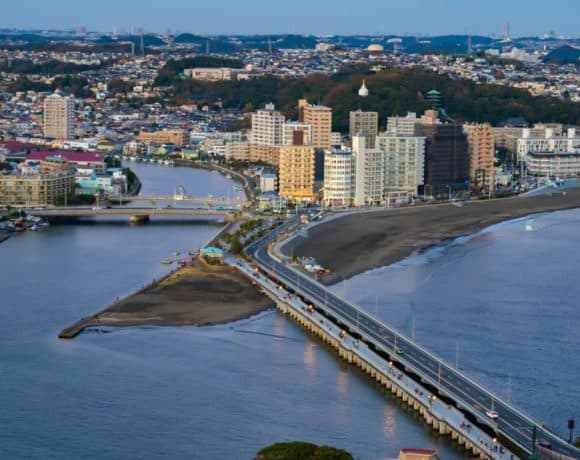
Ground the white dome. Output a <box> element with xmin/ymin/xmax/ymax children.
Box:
<box><xmin>367</xmin><ymin>44</ymin><xmax>384</xmax><ymax>52</ymax></box>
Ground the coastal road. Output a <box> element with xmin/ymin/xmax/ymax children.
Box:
<box><xmin>246</xmin><ymin>218</ymin><xmax>580</xmax><ymax>459</ymax></box>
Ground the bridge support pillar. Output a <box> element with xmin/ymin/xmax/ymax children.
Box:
<box><xmin>129</xmin><ymin>215</ymin><xmax>150</xmax><ymax>224</ymax></box>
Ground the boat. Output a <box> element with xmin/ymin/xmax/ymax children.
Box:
<box><xmin>161</xmin><ymin>258</ymin><xmax>173</xmax><ymax>265</ymax></box>
<box><xmin>29</xmin><ymin>225</ymin><xmax>39</xmax><ymax>231</ymax></box>
<box><xmin>211</xmin><ymin>170</ymin><xmax>219</xmax><ymax>174</ymax></box>
<box><xmin>188</xmin><ymin>249</ymin><xmax>198</xmax><ymax>256</ymax></box>
<box><xmin>226</xmin><ymin>174</ymin><xmax>232</xmax><ymax>179</ymax></box>
<box><xmin>171</xmin><ymin>251</ymin><xmax>180</xmax><ymax>256</ymax></box>
<box><xmin>39</xmin><ymin>221</ymin><xmax>50</xmax><ymax>227</ymax></box>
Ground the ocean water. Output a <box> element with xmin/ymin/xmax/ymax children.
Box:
<box><xmin>0</xmin><ymin>165</ymin><xmax>464</xmax><ymax>460</ymax></box>
<box><xmin>336</xmin><ymin>209</ymin><xmax>580</xmax><ymax>438</ymax></box>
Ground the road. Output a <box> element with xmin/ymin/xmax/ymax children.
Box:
<box><xmin>246</xmin><ymin>217</ymin><xmax>580</xmax><ymax>459</ymax></box>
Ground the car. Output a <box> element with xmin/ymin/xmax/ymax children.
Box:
<box><xmin>486</xmin><ymin>410</ymin><xmax>500</xmax><ymax>419</ymax></box>
<box><xmin>395</xmin><ymin>348</ymin><xmax>405</xmax><ymax>356</ymax></box>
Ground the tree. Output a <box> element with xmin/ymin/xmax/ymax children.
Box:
<box><xmin>255</xmin><ymin>442</ymin><xmax>353</xmax><ymax>460</ymax></box>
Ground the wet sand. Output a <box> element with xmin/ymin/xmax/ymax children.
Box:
<box><xmin>287</xmin><ymin>189</ymin><xmax>580</xmax><ymax>285</ymax></box>
<box><xmin>60</xmin><ymin>260</ymin><xmax>274</xmax><ymax>337</ymax></box>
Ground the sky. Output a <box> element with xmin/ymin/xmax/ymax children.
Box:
<box><xmin>2</xmin><ymin>0</ymin><xmax>579</xmax><ymax>37</ymax></box>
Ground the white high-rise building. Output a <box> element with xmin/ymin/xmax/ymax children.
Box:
<box><xmin>43</xmin><ymin>92</ymin><xmax>74</xmax><ymax>140</ymax></box>
<box><xmin>353</xmin><ymin>135</ymin><xmax>384</xmax><ymax>206</ymax></box>
<box><xmin>323</xmin><ymin>147</ymin><xmax>355</xmax><ymax>207</ymax></box>
<box><xmin>250</xmin><ymin>103</ymin><xmax>284</xmax><ymax>146</ymax></box>
<box><xmin>386</xmin><ymin>112</ymin><xmax>420</xmax><ymax>136</ymax></box>
<box><xmin>376</xmin><ymin>134</ymin><xmax>425</xmax><ymax>194</ymax></box>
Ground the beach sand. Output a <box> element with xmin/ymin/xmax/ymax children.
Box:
<box><xmin>286</xmin><ymin>189</ymin><xmax>580</xmax><ymax>285</ymax></box>
<box><xmin>61</xmin><ymin>260</ymin><xmax>274</xmax><ymax>336</ymax></box>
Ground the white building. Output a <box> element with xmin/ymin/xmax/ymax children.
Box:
<box><xmin>386</xmin><ymin>112</ymin><xmax>420</xmax><ymax>136</ymax></box>
<box><xmin>323</xmin><ymin>147</ymin><xmax>355</xmax><ymax>207</ymax></box>
<box><xmin>353</xmin><ymin>135</ymin><xmax>384</xmax><ymax>206</ymax></box>
<box><xmin>259</xmin><ymin>173</ymin><xmax>277</xmax><ymax>193</ymax></box>
<box><xmin>376</xmin><ymin>134</ymin><xmax>425</xmax><ymax>194</ymax></box>
<box><xmin>250</xmin><ymin>103</ymin><xmax>285</xmax><ymax>146</ymax></box>
<box><xmin>43</xmin><ymin>92</ymin><xmax>74</xmax><ymax>140</ymax></box>
<box><xmin>526</xmin><ymin>151</ymin><xmax>580</xmax><ymax>177</ymax></box>
<box><xmin>517</xmin><ymin>128</ymin><xmax>579</xmax><ymax>162</ymax></box>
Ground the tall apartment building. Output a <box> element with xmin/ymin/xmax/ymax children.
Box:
<box><xmin>43</xmin><ymin>92</ymin><xmax>74</xmax><ymax>140</ymax></box>
<box><xmin>139</xmin><ymin>129</ymin><xmax>188</xmax><ymax>147</ymax></box>
<box><xmin>249</xmin><ymin>144</ymin><xmax>280</xmax><ymax>166</ymax></box>
<box><xmin>282</xmin><ymin>122</ymin><xmax>312</xmax><ymax>146</ymax></box>
<box><xmin>349</xmin><ymin>110</ymin><xmax>379</xmax><ymax>148</ymax></box>
<box><xmin>278</xmin><ymin>145</ymin><xmax>316</xmax><ymax>201</ymax></box>
<box><xmin>463</xmin><ymin>124</ymin><xmax>495</xmax><ymax>189</ymax></box>
<box><xmin>353</xmin><ymin>135</ymin><xmax>384</xmax><ymax>206</ymax></box>
<box><xmin>386</xmin><ymin>112</ymin><xmax>420</xmax><ymax>136</ymax></box>
<box><xmin>250</xmin><ymin>103</ymin><xmax>285</xmax><ymax>146</ymax></box>
<box><xmin>300</xmin><ymin>100</ymin><xmax>332</xmax><ymax>150</ymax></box>
<box><xmin>376</xmin><ymin>134</ymin><xmax>425</xmax><ymax>194</ymax></box>
<box><xmin>323</xmin><ymin>147</ymin><xmax>355</xmax><ymax>207</ymax></box>
<box><xmin>415</xmin><ymin>121</ymin><xmax>469</xmax><ymax>196</ymax></box>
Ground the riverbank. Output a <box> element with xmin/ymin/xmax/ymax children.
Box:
<box><xmin>288</xmin><ymin>189</ymin><xmax>580</xmax><ymax>284</ymax></box>
<box><xmin>59</xmin><ymin>259</ymin><xmax>274</xmax><ymax>338</ymax></box>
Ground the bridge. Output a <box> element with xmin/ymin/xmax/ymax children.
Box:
<box><xmin>245</xmin><ymin>216</ymin><xmax>580</xmax><ymax>460</ymax></box>
<box><xmin>29</xmin><ymin>206</ymin><xmax>238</xmax><ymax>221</ymax></box>
<box><xmin>111</xmin><ymin>184</ymin><xmax>248</xmax><ymax>209</ymax></box>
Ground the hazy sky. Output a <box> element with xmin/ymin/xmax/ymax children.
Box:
<box><xmin>2</xmin><ymin>0</ymin><xmax>579</xmax><ymax>37</ymax></box>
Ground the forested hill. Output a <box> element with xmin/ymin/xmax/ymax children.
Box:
<box><xmin>162</xmin><ymin>65</ymin><xmax>580</xmax><ymax>131</ymax></box>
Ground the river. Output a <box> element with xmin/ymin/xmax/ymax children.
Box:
<box><xmin>0</xmin><ymin>163</ymin><xmax>464</xmax><ymax>460</ymax></box>
<box><xmin>337</xmin><ymin>210</ymin><xmax>580</xmax><ymax>440</ymax></box>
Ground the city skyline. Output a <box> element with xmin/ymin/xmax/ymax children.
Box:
<box><xmin>2</xmin><ymin>0</ymin><xmax>580</xmax><ymax>37</ymax></box>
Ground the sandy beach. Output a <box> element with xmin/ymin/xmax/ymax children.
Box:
<box><xmin>286</xmin><ymin>189</ymin><xmax>580</xmax><ymax>285</ymax></box>
<box><xmin>60</xmin><ymin>260</ymin><xmax>274</xmax><ymax>337</ymax></box>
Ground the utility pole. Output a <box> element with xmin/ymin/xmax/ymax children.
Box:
<box><xmin>412</xmin><ymin>317</ymin><xmax>416</xmax><ymax>342</ymax></box>
<box><xmin>507</xmin><ymin>374</ymin><xmax>512</xmax><ymax>403</ymax></box>
<box><xmin>455</xmin><ymin>343</ymin><xmax>460</xmax><ymax>369</ymax></box>
<box><xmin>374</xmin><ymin>296</ymin><xmax>378</xmax><ymax>318</ymax></box>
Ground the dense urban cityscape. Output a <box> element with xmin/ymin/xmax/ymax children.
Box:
<box><xmin>1</xmin><ymin>2</ymin><xmax>580</xmax><ymax>459</ymax></box>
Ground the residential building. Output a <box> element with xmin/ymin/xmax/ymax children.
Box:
<box><xmin>249</xmin><ymin>144</ymin><xmax>280</xmax><ymax>166</ymax></box>
<box><xmin>349</xmin><ymin>110</ymin><xmax>378</xmax><ymax>148</ymax></box>
<box><xmin>526</xmin><ymin>151</ymin><xmax>580</xmax><ymax>177</ymax></box>
<box><xmin>278</xmin><ymin>145</ymin><xmax>316</xmax><ymax>201</ymax></box>
<box><xmin>27</xmin><ymin>151</ymin><xmax>106</xmax><ymax>173</ymax></box>
<box><xmin>323</xmin><ymin>147</ymin><xmax>355</xmax><ymax>207</ymax></box>
<box><xmin>376</xmin><ymin>134</ymin><xmax>425</xmax><ymax>194</ymax></box>
<box><xmin>516</xmin><ymin>128</ymin><xmax>579</xmax><ymax>162</ymax></box>
<box><xmin>139</xmin><ymin>129</ymin><xmax>188</xmax><ymax>147</ymax></box>
<box><xmin>386</xmin><ymin>112</ymin><xmax>420</xmax><ymax>136</ymax></box>
<box><xmin>0</xmin><ymin>171</ymin><xmax>75</xmax><ymax>206</ymax></box>
<box><xmin>353</xmin><ymin>135</ymin><xmax>384</xmax><ymax>206</ymax></box>
<box><xmin>415</xmin><ymin>115</ymin><xmax>469</xmax><ymax>196</ymax></box>
<box><xmin>463</xmin><ymin>123</ymin><xmax>495</xmax><ymax>189</ymax></box>
<box><xmin>250</xmin><ymin>103</ymin><xmax>284</xmax><ymax>146</ymax></box>
<box><xmin>282</xmin><ymin>122</ymin><xmax>312</xmax><ymax>146</ymax></box>
<box><xmin>183</xmin><ymin>67</ymin><xmax>242</xmax><ymax>81</ymax></box>
<box><xmin>300</xmin><ymin>101</ymin><xmax>332</xmax><ymax>150</ymax></box>
<box><xmin>43</xmin><ymin>92</ymin><xmax>74</xmax><ymax>140</ymax></box>
<box><xmin>225</xmin><ymin>141</ymin><xmax>250</xmax><ymax>161</ymax></box>
<box><xmin>259</xmin><ymin>173</ymin><xmax>277</xmax><ymax>193</ymax></box>
<box><xmin>39</xmin><ymin>156</ymin><xmax>73</xmax><ymax>174</ymax></box>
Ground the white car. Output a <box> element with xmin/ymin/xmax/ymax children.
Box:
<box><xmin>486</xmin><ymin>410</ymin><xmax>500</xmax><ymax>419</ymax></box>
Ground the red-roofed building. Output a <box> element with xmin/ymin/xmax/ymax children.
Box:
<box><xmin>27</xmin><ymin>151</ymin><xmax>106</xmax><ymax>172</ymax></box>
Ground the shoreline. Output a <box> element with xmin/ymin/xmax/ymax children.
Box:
<box><xmin>287</xmin><ymin>189</ymin><xmax>580</xmax><ymax>285</ymax></box>
<box><xmin>59</xmin><ymin>258</ymin><xmax>274</xmax><ymax>338</ymax></box>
